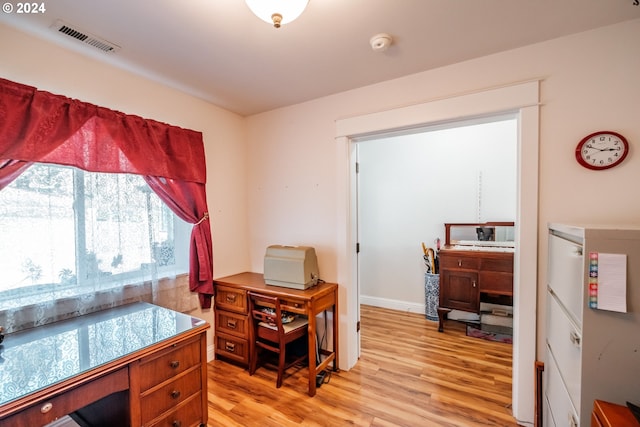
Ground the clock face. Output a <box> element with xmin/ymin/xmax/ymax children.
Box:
<box><xmin>575</xmin><ymin>131</ymin><xmax>629</xmax><ymax>170</ymax></box>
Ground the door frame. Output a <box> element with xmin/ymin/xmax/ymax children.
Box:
<box><xmin>335</xmin><ymin>80</ymin><xmax>539</xmax><ymax>425</ymax></box>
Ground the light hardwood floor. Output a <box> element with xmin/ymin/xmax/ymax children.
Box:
<box><xmin>207</xmin><ymin>305</ymin><xmax>519</xmax><ymax>426</ymax></box>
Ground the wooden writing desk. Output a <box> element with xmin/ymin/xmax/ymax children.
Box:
<box><xmin>0</xmin><ymin>303</ymin><xmax>209</xmax><ymax>427</ymax></box>
<box><xmin>212</xmin><ymin>272</ymin><xmax>338</xmax><ymax>397</ymax></box>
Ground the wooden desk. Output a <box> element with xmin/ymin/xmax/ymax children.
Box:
<box><xmin>0</xmin><ymin>303</ymin><xmax>209</xmax><ymax>427</ymax></box>
<box><xmin>213</xmin><ymin>272</ymin><xmax>338</xmax><ymax>397</ymax></box>
<box><xmin>592</xmin><ymin>400</ymin><xmax>640</xmax><ymax>427</ymax></box>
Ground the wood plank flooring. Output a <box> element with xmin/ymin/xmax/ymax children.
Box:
<box><xmin>206</xmin><ymin>305</ymin><xmax>519</xmax><ymax>426</ymax></box>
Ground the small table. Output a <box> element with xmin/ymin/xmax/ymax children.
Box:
<box><xmin>213</xmin><ymin>272</ymin><xmax>339</xmax><ymax>396</ymax></box>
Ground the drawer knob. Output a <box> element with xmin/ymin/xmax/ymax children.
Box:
<box><xmin>40</xmin><ymin>402</ymin><xmax>53</xmax><ymax>414</ymax></box>
<box><xmin>458</xmin><ymin>259</ymin><xmax>462</xmax><ymax>267</ymax></box>
<box><xmin>170</xmin><ymin>360</ymin><xmax>180</xmax><ymax>369</ymax></box>
<box><xmin>171</xmin><ymin>390</ymin><xmax>181</xmax><ymax>399</ymax></box>
<box><xmin>226</xmin><ymin>294</ymin><xmax>237</xmax><ymax>303</ymax></box>
<box><xmin>172</xmin><ymin>421</ymin><xmax>182</xmax><ymax>427</ymax></box>
<box><xmin>227</xmin><ymin>319</ymin><xmax>237</xmax><ymax>329</ymax></box>
<box><xmin>225</xmin><ymin>342</ymin><xmax>236</xmax><ymax>352</ymax></box>
<box><xmin>472</xmin><ymin>281</ymin><xmax>477</xmax><ymax>288</ymax></box>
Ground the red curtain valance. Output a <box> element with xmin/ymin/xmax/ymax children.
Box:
<box><xmin>0</xmin><ymin>78</ymin><xmax>206</xmax><ymax>183</ymax></box>
<box><xmin>0</xmin><ymin>77</ymin><xmax>214</xmax><ymax>308</ymax></box>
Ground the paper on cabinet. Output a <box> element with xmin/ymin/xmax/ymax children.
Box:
<box><xmin>592</xmin><ymin>252</ymin><xmax>627</xmax><ymax>313</ymax></box>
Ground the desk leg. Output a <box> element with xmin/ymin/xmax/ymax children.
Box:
<box><xmin>332</xmin><ymin>290</ymin><xmax>339</xmax><ymax>371</ymax></box>
<box><xmin>307</xmin><ymin>304</ymin><xmax>317</xmax><ymax>397</ymax></box>
<box><xmin>437</xmin><ymin>307</ymin><xmax>451</xmax><ymax>332</ymax></box>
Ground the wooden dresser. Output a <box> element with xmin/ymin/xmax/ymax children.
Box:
<box><xmin>0</xmin><ymin>302</ymin><xmax>209</xmax><ymax>427</ymax></box>
<box><xmin>436</xmin><ymin>223</ymin><xmax>515</xmax><ymax>332</ymax></box>
<box><xmin>213</xmin><ymin>272</ymin><xmax>339</xmax><ymax>397</ymax></box>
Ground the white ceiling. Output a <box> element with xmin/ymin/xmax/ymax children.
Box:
<box><xmin>2</xmin><ymin>0</ymin><xmax>639</xmax><ymax>116</ymax></box>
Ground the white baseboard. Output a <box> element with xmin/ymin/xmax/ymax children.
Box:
<box><xmin>207</xmin><ymin>344</ymin><xmax>216</xmax><ymax>362</ymax></box>
<box><xmin>360</xmin><ymin>295</ymin><xmax>425</xmax><ymax>314</ymax></box>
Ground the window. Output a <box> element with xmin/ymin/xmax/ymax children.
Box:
<box><xmin>0</xmin><ymin>163</ymin><xmax>190</xmax><ymax>310</ymax></box>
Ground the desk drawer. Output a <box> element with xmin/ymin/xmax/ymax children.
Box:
<box><xmin>146</xmin><ymin>392</ymin><xmax>203</xmax><ymax>427</ymax></box>
<box><xmin>215</xmin><ymin>285</ymin><xmax>247</xmax><ymax>313</ymax></box>
<box><xmin>481</xmin><ymin>256</ymin><xmax>513</xmax><ymax>273</ymax></box>
<box><xmin>2</xmin><ymin>368</ymin><xmax>128</xmax><ymax>427</ymax></box>
<box><xmin>439</xmin><ymin>254</ymin><xmax>480</xmax><ymax>270</ymax></box>
<box><xmin>280</xmin><ymin>298</ymin><xmax>306</xmax><ymax>315</ymax></box>
<box><xmin>216</xmin><ymin>310</ymin><xmax>249</xmax><ymax>338</ymax></box>
<box><xmin>479</xmin><ymin>271</ymin><xmax>513</xmax><ymax>295</ymax></box>
<box><xmin>141</xmin><ymin>367</ymin><xmax>202</xmax><ymax>424</ymax></box>
<box><xmin>139</xmin><ymin>337</ymin><xmax>201</xmax><ymax>391</ymax></box>
<box><xmin>215</xmin><ymin>331</ymin><xmax>249</xmax><ymax>364</ymax></box>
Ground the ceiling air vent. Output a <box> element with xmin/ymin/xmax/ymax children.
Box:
<box><xmin>51</xmin><ymin>19</ymin><xmax>121</xmax><ymax>53</ymax></box>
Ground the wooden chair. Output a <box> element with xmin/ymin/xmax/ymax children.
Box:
<box><xmin>248</xmin><ymin>291</ymin><xmax>309</xmax><ymax>388</ymax></box>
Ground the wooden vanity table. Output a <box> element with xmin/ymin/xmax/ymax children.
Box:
<box><xmin>437</xmin><ymin>222</ymin><xmax>515</xmax><ymax>332</ymax></box>
<box><xmin>0</xmin><ymin>302</ymin><xmax>209</xmax><ymax>427</ymax></box>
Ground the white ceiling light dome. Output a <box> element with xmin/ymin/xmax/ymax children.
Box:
<box><xmin>245</xmin><ymin>0</ymin><xmax>310</xmax><ymax>28</ymax></box>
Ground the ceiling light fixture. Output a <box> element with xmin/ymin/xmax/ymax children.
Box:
<box><xmin>245</xmin><ymin>0</ymin><xmax>309</xmax><ymax>28</ymax></box>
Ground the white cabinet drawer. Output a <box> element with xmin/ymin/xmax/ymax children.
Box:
<box><xmin>547</xmin><ymin>293</ymin><xmax>582</xmax><ymax>414</ymax></box>
<box><xmin>543</xmin><ymin>395</ymin><xmax>556</xmax><ymax>427</ymax></box>
<box><xmin>548</xmin><ymin>233</ymin><xmax>584</xmax><ymax>326</ymax></box>
<box><xmin>545</xmin><ymin>348</ymin><xmax>579</xmax><ymax>427</ymax></box>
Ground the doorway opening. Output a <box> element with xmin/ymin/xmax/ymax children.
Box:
<box><xmin>355</xmin><ymin>115</ymin><xmax>517</xmax><ymax>316</ymax></box>
<box><xmin>335</xmin><ymin>81</ymin><xmax>539</xmax><ymax>425</ymax></box>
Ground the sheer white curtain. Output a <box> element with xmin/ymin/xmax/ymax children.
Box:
<box><xmin>0</xmin><ymin>164</ymin><xmax>197</xmax><ymax>334</ymax></box>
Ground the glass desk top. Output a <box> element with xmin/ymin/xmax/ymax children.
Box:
<box><xmin>0</xmin><ymin>302</ymin><xmax>206</xmax><ymax>407</ymax></box>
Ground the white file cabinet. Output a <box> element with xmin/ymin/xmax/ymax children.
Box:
<box><xmin>544</xmin><ymin>224</ymin><xmax>640</xmax><ymax>426</ymax></box>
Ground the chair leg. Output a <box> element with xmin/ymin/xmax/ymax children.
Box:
<box><xmin>276</xmin><ymin>344</ymin><xmax>286</xmax><ymax>388</ymax></box>
<box><xmin>249</xmin><ymin>343</ymin><xmax>258</xmax><ymax>376</ymax></box>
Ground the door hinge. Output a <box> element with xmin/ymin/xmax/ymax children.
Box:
<box><xmin>356</xmin><ymin>242</ymin><xmax>360</xmax><ymax>253</ymax></box>
<box><xmin>356</xmin><ymin>162</ymin><xmax>360</xmax><ymax>173</ymax></box>
<box><xmin>356</xmin><ymin>320</ymin><xmax>361</xmax><ymax>332</ymax></box>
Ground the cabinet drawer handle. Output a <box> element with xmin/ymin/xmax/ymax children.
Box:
<box><xmin>569</xmin><ymin>413</ymin><xmax>578</xmax><ymax>427</ymax></box>
<box><xmin>226</xmin><ymin>294</ymin><xmax>237</xmax><ymax>303</ymax></box>
<box><xmin>40</xmin><ymin>402</ymin><xmax>53</xmax><ymax>414</ymax></box>
<box><xmin>225</xmin><ymin>342</ymin><xmax>236</xmax><ymax>352</ymax></box>
<box><xmin>170</xmin><ymin>360</ymin><xmax>180</xmax><ymax>369</ymax></box>
<box><xmin>458</xmin><ymin>259</ymin><xmax>462</xmax><ymax>267</ymax></box>
<box><xmin>227</xmin><ymin>319</ymin><xmax>237</xmax><ymax>329</ymax></box>
<box><xmin>171</xmin><ymin>390</ymin><xmax>181</xmax><ymax>399</ymax></box>
<box><xmin>172</xmin><ymin>421</ymin><xmax>182</xmax><ymax>427</ymax></box>
<box><xmin>472</xmin><ymin>281</ymin><xmax>477</xmax><ymax>288</ymax></box>
<box><xmin>569</xmin><ymin>331</ymin><xmax>581</xmax><ymax>346</ymax></box>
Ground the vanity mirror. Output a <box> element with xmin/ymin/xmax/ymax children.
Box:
<box><xmin>445</xmin><ymin>222</ymin><xmax>515</xmax><ymax>248</ymax></box>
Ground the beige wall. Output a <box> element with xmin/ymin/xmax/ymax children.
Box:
<box><xmin>0</xmin><ymin>23</ymin><xmax>251</xmax><ymax>352</ymax></box>
<box><xmin>245</xmin><ymin>18</ymin><xmax>640</xmax><ymax>359</ymax></box>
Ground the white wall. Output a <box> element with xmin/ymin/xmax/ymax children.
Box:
<box><xmin>0</xmin><ymin>23</ymin><xmax>251</xmax><ymax>357</ymax></box>
<box><xmin>358</xmin><ymin>118</ymin><xmax>517</xmax><ymax>308</ymax></box>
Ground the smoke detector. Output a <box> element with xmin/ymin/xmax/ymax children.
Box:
<box><xmin>370</xmin><ymin>33</ymin><xmax>392</xmax><ymax>52</ymax></box>
<box><xmin>50</xmin><ymin>19</ymin><xmax>121</xmax><ymax>53</ymax></box>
